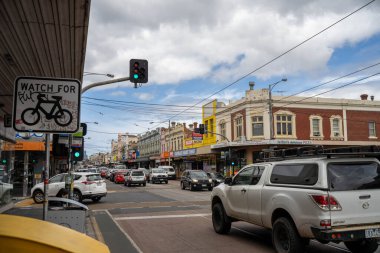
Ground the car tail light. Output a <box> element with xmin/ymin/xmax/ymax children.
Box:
<box><xmin>82</xmin><ymin>181</ymin><xmax>95</xmax><ymax>185</ymax></box>
<box><xmin>310</xmin><ymin>194</ymin><xmax>342</xmax><ymax>211</ymax></box>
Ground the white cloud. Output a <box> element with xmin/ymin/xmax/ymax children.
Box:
<box><xmin>85</xmin><ymin>0</ymin><xmax>380</xmax><ymax>86</ymax></box>
<box><xmin>134</xmin><ymin>92</ymin><xmax>154</xmax><ymax>101</ymax></box>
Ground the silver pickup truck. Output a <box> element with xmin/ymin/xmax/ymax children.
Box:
<box><xmin>211</xmin><ymin>157</ymin><xmax>380</xmax><ymax>253</ymax></box>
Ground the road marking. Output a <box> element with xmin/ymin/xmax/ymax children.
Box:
<box><xmin>104</xmin><ymin>210</ymin><xmax>143</xmax><ymax>253</ymax></box>
<box><xmin>114</xmin><ymin>213</ymin><xmax>211</xmax><ymax>220</ymax></box>
<box><xmin>90</xmin><ymin>215</ymin><xmax>105</xmax><ymax>243</ymax></box>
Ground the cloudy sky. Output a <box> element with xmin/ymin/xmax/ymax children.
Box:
<box><xmin>81</xmin><ymin>0</ymin><xmax>380</xmax><ymax>155</ymax></box>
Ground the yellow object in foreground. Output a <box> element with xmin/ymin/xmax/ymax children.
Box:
<box><xmin>0</xmin><ymin>214</ymin><xmax>110</xmax><ymax>253</ymax></box>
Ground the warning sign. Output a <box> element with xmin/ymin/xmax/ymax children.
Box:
<box><xmin>13</xmin><ymin>76</ymin><xmax>81</xmax><ymax>133</ymax></box>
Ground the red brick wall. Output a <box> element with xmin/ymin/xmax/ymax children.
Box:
<box><xmin>346</xmin><ymin>110</ymin><xmax>380</xmax><ymax>141</ymax></box>
<box><xmin>273</xmin><ymin>107</ymin><xmax>343</xmax><ymax>140</ymax></box>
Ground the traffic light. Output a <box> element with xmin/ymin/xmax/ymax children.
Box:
<box><xmin>71</xmin><ymin>138</ymin><xmax>84</xmax><ymax>161</ymax></box>
<box><xmin>71</xmin><ymin>146</ymin><xmax>83</xmax><ymax>161</ymax></box>
<box><xmin>1</xmin><ymin>159</ymin><xmax>6</xmax><ymax>165</ymax></box>
<box><xmin>130</xmin><ymin>59</ymin><xmax>148</xmax><ymax>83</ymax></box>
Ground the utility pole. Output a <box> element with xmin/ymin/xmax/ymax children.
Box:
<box><xmin>168</xmin><ymin>120</ymin><xmax>171</xmax><ymax>166</ymax></box>
<box><xmin>268</xmin><ymin>78</ymin><xmax>287</xmax><ymax>139</ymax></box>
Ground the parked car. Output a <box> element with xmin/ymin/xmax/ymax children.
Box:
<box><xmin>158</xmin><ymin>165</ymin><xmax>176</xmax><ymax>179</ymax></box>
<box><xmin>0</xmin><ymin>181</ymin><xmax>13</xmax><ymax>204</ymax></box>
<box><xmin>31</xmin><ymin>172</ymin><xmax>107</xmax><ymax>203</ymax></box>
<box><xmin>149</xmin><ymin>168</ymin><xmax>168</xmax><ymax>184</ymax></box>
<box><xmin>207</xmin><ymin>172</ymin><xmax>225</xmax><ymax>187</ymax></box>
<box><xmin>181</xmin><ymin>170</ymin><xmax>212</xmax><ymax>191</ymax></box>
<box><xmin>114</xmin><ymin>173</ymin><xmax>125</xmax><ymax>184</ymax></box>
<box><xmin>211</xmin><ymin>148</ymin><xmax>380</xmax><ymax>253</ymax></box>
<box><xmin>124</xmin><ymin>170</ymin><xmax>146</xmax><ymax>187</ymax></box>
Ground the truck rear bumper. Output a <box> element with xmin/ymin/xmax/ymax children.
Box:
<box><xmin>311</xmin><ymin>226</ymin><xmax>380</xmax><ymax>242</ymax></box>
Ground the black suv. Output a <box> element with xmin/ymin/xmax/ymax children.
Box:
<box><xmin>180</xmin><ymin>170</ymin><xmax>213</xmax><ymax>191</ymax></box>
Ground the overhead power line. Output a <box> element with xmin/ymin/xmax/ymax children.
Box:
<box><xmin>161</xmin><ymin>0</ymin><xmax>376</xmax><ymax>126</ymax></box>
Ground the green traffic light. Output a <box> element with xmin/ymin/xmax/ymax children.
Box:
<box><xmin>74</xmin><ymin>152</ymin><xmax>80</xmax><ymax>158</ymax></box>
<box><xmin>1</xmin><ymin>159</ymin><xmax>6</xmax><ymax>164</ymax></box>
<box><xmin>133</xmin><ymin>73</ymin><xmax>139</xmax><ymax>79</ymax></box>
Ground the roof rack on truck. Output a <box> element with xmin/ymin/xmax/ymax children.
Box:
<box><xmin>258</xmin><ymin>145</ymin><xmax>380</xmax><ymax>162</ymax></box>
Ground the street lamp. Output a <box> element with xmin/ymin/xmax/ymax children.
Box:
<box><xmin>268</xmin><ymin>78</ymin><xmax>287</xmax><ymax>140</ymax></box>
<box><xmin>83</xmin><ymin>121</ymin><xmax>98</xmax><ymax>125</ymax></box>
<box><xmin>83</xmin><ymin>72</ymin><xmax>115</xmax><ymax>78</ymax></box>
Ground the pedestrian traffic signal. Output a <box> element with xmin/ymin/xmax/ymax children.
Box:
<box><xmin>130</xmin><ymin>59</ymin><xmax>148</xmax><ymax>84</ymax></box>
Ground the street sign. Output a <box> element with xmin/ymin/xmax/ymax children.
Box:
<box><xmin>13</xmin><ymin>77</ymin><xmax>81</xmax><ymax>133</ymax></box>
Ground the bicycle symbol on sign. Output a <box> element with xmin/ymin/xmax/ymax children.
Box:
<box><xmin>21</xmin><ymin>94</ymin><xmax>73</xmax><ymax>127</ymax></box>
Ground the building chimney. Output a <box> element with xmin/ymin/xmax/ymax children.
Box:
<box><xmin>360</xmin><ymin>94</ymin><xmax>368</xmax><ymax>100</ymax></box>
<box><xmin>193</xmin><ymin>122</ymin><xmax>198</xmax><ymax>128</ymax></box>
<box><xmin>171</xmin><ymin>121</ymin><xmax>176</xmax><ymax>127</ymax></box>
<box><xmin>371</xmin><ymin>95</ymin><xmax>374</xmax><ymax>101</ymax></box>
<box><xmin>183</xmin><ymin>122</ymin><xmax>186</xmax><ymax>128</ymax></box>
<box><xmin>249</xmin><ymin>81</ymin><xmax>255</xmax><ymax>90</ymax></box>
<box><xmin>189</xmin><ymin>124</ymin><xmax>193</xmax><ymax>129</ymax></box>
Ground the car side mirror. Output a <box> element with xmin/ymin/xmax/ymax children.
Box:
<box><xmin>224</xmin><ymin>177</ymin><xmax>232</xmax><ymax>185</ymax></box>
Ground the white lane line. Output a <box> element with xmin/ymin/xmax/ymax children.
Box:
<box><xmin>104</xmin><ymin>210</ymin><xmax>143</xmax><ymax>253</ymax></box>
<box><xmin>114</xmin><ymin>213</ymin><xmax>211</xmax><ymax>220</ymax></box>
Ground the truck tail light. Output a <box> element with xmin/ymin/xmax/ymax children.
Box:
<box><xmin>320</xmin><ymin>219</ymin><xmax>331</xmax><ymax>228</ymax></box>
<box><xmin>309</xmin><ymin>194</ymin><xmax>342</xmax><ymax>211</ymax></box>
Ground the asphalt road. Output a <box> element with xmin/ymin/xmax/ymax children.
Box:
<box><xmin>6</xmin><ymin>179</ymin><xmax>379</xmax><ymax>253</ymax></box>
<box><xmin>87</xmin><ymin>179</ymin><xmax>376</xmax><ymax>253</ymax></box>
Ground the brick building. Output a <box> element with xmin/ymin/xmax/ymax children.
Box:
<box><xmin>212</xmin><ymin>84</ymin><xmax>380</xmax><ymax>173</ymax></box>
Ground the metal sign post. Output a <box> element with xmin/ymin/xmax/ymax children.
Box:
<box><xmin>43</xmin><ymin>134</ymin><xmax>50</xmax><ymax>220</ymax></box>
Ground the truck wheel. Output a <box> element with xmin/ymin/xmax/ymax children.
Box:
<box><xmin>272</xmin><ymin>217</ymin><xmax>304</xmax><ymax>253</ymax></box>
<box><xmin>212</xmin><ymin>202</ymin><xmax>231</xmax><ymax>234</ymax></box>
<box><xmin>344</xmin><ymin>239</ymin><xmax>378</xmax><ymax>253</ymax></box>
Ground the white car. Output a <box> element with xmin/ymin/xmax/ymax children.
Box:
<box><xmin>158</xmin><ymin>166</ymin><xmax>176</xmax><ymax>179</ymax></box>
<box><xmin>0</xmin><ymin>181</ymin><xmax>13</xmax><ymax>204</ymax></box>
<box><xmin>31</xmin><ymin>172</ymin><xmax>107</xmax><ymax>204</ymax></box>
<box><xmin>149</xmin><ymin>168</ymin><xmax>168</xmax><ymax>184</ymax></box>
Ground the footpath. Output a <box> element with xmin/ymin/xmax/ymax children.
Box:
<box><xmin>2</xmin><ymin>198</ymin><xmax>141</xmax><ymax>253</ymax></box>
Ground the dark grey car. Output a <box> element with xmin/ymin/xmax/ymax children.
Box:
<box><xmin>180</xmin><ymin>170</ymin><xmax>212</xmax><ymax>191</ymax></box>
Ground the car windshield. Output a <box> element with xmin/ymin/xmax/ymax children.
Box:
<box><xmin>190</xmin><ymin>171</ymin><xmax>208</xmax><ymax>179</ymax></box>
<box><xmin>328</xmin><ymin>162</ymin><xmax>380</xmax><ymax>191</ymax></box>
<box><xmin>152</xmin><ymin>169</ymin><xmax>165</xmax><ymax>173</ymax></box>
